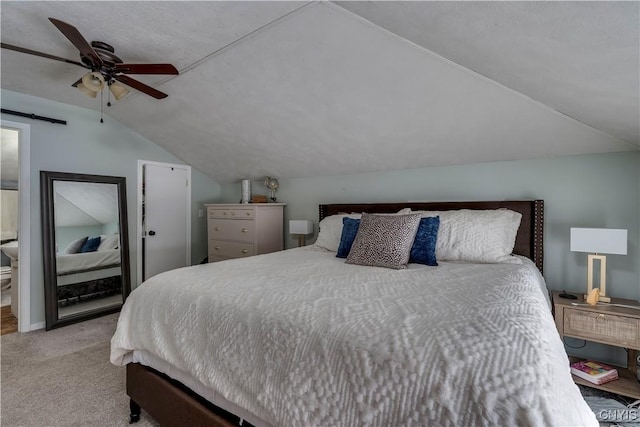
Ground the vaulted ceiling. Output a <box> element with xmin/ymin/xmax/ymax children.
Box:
<box><xmin>1</xmin><ymin>1</ymin><xmax>638</xmax><ymax>183</ymax></box>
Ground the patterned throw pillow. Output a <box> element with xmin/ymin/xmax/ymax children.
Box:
<box><xmin>336</xmin><ymin>217</ymin><xmax>361</xmax><ymax>258</ymax></box>
<box><xmin>64</xmin><ymin>236</ymin><xmax>88</xmax><ymax>254</ymax></box>
<box><xmin>409</xmin><ymin>216</ymin><xmax>440</xmax><ymax>266</ymax></box>
<box><xmin>346</xmin><ymin>213</ymin><xmax>422</xmax><ymax>269</ymax></box>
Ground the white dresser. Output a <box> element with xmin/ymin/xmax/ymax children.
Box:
<box><xmin>205</xmin><ymin>203</ymin><xmax>285</xmax><ymax>262</ymax></box>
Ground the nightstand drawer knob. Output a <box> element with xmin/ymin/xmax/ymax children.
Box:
<box><xmin>597</xmin><ymin>314</ymin><xmax>606</xmax><ymax>322</ymax></box>
<box><xmin>214</xmin><ymin>246</ymin><xmax>221</xmax><ymax>250</ymax></box>
<box><xmin>241</xmin><ymin>249</ymin><xmax>248</xmax><ymax>254</ymax></box>
<box><xmin>241</xmin><ymin>228</ymin><xmax>248</xmax><ymax>233</ymax></box>
<box><xmin>215</xmin><ymin>227</ymin><xmax>221</xmax><ymax>231</ymax></box>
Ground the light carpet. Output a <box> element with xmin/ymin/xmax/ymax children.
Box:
<box><xmin>1</xmin><ymin>313</ymin><xmax>157</xmax><ymax>426</ymax></box>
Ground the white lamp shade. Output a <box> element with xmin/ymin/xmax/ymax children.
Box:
<box><xmin>570</xmin><ymin>228</ymin><xmax>627</xmax><ymax>255</ymax></box>
<box><xmin>81</xmin><ymin>71</ymin><xmax>105</xmax><ymax>92</ymax></box>
<box><xmin>109</xmin><ymin>81</ymin><xmax>130</xmax><ymax>100</ymax></box>
<box><xmin>77</xmin><ymin>83</ymin><xmax>98</xmax><ymax>98</ymax></box>
<box><xmin>289</xmin><ymin>220</ymin><xmax>313</xmax><ymax>235</ymax></box>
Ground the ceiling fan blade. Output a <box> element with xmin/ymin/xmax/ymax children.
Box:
<box><xmin>1</xmin><ymin>43</ymin><xmax>87</xmax><ymax>68</ymax></box>
<box><xmin>113</xmin><ymin>75</ymin><xmax>168</xmax><ymax>99</ymax></box>
<box><xmin>48</xmin><ymin>18</ymin><xmax>102</xmax><ymax>68</ymax></box>
<box><xmin>113</xmin><ymin>63</ymin><xmax>179</xmax><ymax>75</ymax></box>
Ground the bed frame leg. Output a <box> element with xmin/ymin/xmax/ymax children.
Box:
<box><xmin>129</xmin><ymin>399</ymin><xmax>141</xmax><ymax>424</ymax></box>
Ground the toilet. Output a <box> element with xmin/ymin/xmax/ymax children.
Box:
<box><xmin>0</xmin><ymin>265</ymin><xmax>11</xmax><ymax>290</ymax></box>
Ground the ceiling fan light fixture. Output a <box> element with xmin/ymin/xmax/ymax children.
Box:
<box><xmin>109</xmin><ymin>81</ymin><xmax>130</xmax><ymax>101</ymax></box>
<box><xmin>77</xmin><ymin>82</ymin><xmax>97</xmax><ymax>98</ymax></box>
<box><xmin>81</xmin><ymin>71</ymin><xmax>105</xmax><ymax>92</ymax></box>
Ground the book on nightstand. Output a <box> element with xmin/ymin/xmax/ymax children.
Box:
<box><xmin>570</xmin><ymin>360</ymin><xmax>619</xmax><ymax>385</ymax></box>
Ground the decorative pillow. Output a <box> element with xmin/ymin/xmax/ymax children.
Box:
<box><xmin>63</xmin><ymin>236</ymin><xmax>88</xmax><ymax>254</ymax></box>
<box><xmin>79</xmin><ymin>236</ymin><xmax>101</xmax><ymax>253</ymax></box>
<box><xmin>412</xmin><ymin>209</ymin><xmax>522</xmax><ymax>263</ymax></box>
<box><xmin>315</xmin><ymin>214</ymin><xmax>361</xmax><ymax>252</ymax></box>
<box><xmin>315</xmin><ymin>209</ymin><xmax>415</xmax><ymax>252</ymax></box>
<box><xmin>345</xmin><ymin>213</ymin><xmax>421</xmax><ymax>269</ymax></box>
<box><xmin>97</xmin><ymin>234</ymin><xmax>119</xmax><ymax>252</ymax></box>
<box><xmin>336</xmin><ymin>217</ymin><xmax>361</xmax><ymax>258</ymax></box>
<box><xmin>409</xmin><ymin>216</ymin><xmax>440</xmax><ymax>266</ymax></box>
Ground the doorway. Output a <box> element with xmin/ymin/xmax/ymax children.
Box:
<box><xmin>136</xmin><ymin>160</ymin><xmax>191</xmax><ymax>284</ymax></box>
<box><xmin>1</xmin><ymin>120</ymin><xmax>31</xmax><ymax>332</ymax></box>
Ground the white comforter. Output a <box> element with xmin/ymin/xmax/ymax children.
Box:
<box><xmin>56</xmin><ymin>249</ymin><xmax>120</xmax><ymax>275</ymax></box>
<box><xmin>111</xmin><ymin>247</ymin><xmax>597</xmax><ymax>427</ymax></box>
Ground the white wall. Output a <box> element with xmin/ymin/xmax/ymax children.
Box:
<box><xmin>221</xmin><ymin>151</ymin><xmax>640</xmax><ymax>366</ymax></box>
<box><xmin>1</xmin><ymin>89</ymin><xmax>221</xmax><ymax>327</ymax></box>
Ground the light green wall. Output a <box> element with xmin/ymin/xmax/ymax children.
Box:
<box><xmin>221</xmin><ymin>151</ymin><xmax>640</xmax><ymax>366</ymax></box>
<box><xmin>55</xmin><ymin>225</ymin><xmax>103</xmax><ymax>252</ymax></box>
<box><xmin>1</xmin><ymin>89</ymin><xmax>221</xmax><ymax>327</ymax></box>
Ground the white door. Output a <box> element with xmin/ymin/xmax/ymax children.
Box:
<box><xmin>142</xmin><ymin>162</ymin><xmax>190</xmax><ymax>280</ymax></box>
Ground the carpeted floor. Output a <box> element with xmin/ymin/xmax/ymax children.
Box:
<box><xmin>0</xmin><ymin>313</ymin><xmax>157</xmax><ymax>426</ymax></box>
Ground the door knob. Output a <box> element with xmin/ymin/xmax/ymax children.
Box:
<box><xmin>148</xmin><ymin>230</ymin><xmax>156</xmax><ymax>236</ymax></box>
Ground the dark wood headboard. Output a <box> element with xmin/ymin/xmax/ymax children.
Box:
<box><xmin>319</xmin><ymin>200</ymin><xmax>544</xmax><ymax>273</ymax></box>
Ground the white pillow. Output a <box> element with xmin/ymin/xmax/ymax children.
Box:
<box><xmin>97</xmin><ymin>234</ymin><xmax>119</xmax><ymax>252</ymax></box>
<box><xmin>314</xmin><ymin>208</ymin><xmax>413</xmax><ymax>252</ymax></box>
<box><xmin>413</xmin><ymin>209</ymin><xmax>522</xmax><ymax>263</ymax></box>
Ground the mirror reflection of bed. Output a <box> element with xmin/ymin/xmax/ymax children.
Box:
<box><xmin>54</xmin><ymin>181</ymin><xmax>123</xmax><ymax>317</ymax></box>
<box><xmin>41</xmin><ymin>171</ymin><xmax>131</xmax><ymax>330</ymax></box>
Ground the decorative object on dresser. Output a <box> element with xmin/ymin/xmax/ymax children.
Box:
<box><xmin>289</xmin><ymin>220</ymin><xmax>313</xmax><ymax>247</ymax></box>
<box><xmin>240</xmin><ymin>180</ymin><xmax>251</xmax><ymax>204</ymax></box>
<box><xmin>205</xmin><ymin>203</ymin><xmax>285</xmax><ymax>262</ymax></box>
<box><xmin>570</xmin><ymin>228</ymin><xmax>628</xmax><ymax>303</ymax></box>
<box><xmin>264</xmin><ymin>177</ymin><xmax>279</xmax><ymax>202</ymax></box>
<box><xmin>552</xmin><ymin>290</ymin><xmax>640</xmax><ymax>399</ymax></box>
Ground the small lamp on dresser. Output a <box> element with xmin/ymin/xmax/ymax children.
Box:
<box><xmin>289</xmin><ymin>220</ymin><xmax>313</xmax><ymax>247</ymax></box>
<box><xmin>570</xmin><ymin>227</ymin><xmax>627</xmax><ymax>303</ymax></box>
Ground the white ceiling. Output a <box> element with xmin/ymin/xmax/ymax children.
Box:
<box><xmin>1</xmin><ymin>1</ymin><xmax>638</xmax><ymax>183</ymax></box>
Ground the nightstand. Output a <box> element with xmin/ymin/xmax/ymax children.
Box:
<box><xmin>552</xmin><ymin>290</ymin><xmax>640</xmax><ymax>399</ymax></box>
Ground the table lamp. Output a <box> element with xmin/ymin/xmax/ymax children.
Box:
<box><xmin>570</xmin><ymin>228</ymin><xmax>627</xmax><ymax>303</ymax></box>
<box><xmin>289</xmin><ymin>220</ymin><xmax>313</xmax><ymax>247</ymax></box>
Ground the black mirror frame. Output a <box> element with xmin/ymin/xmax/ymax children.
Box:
<box><xmin>40</xmin><ymin>171</ymin><xmax>131</xmax><ymax>330</ymax></box>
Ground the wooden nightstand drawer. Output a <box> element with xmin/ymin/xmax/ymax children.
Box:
<box><xmin>208</xmin><ymin>219</ymin><xmax>254</xmax><ymax>242</ymax></box>
<box><xmin>564</xmin><ymin>308</ymin><xmax>640</xmax><ymax>349</ymax></box>
<box><xmin>208</xmin><ymin>208</ymin><xmax>254</xmax><ymax>219</ymax></box>
<box><xmin>209</xmin><ymin>240</ymin><xmax>254</xmax><ymax>259</ymax></box>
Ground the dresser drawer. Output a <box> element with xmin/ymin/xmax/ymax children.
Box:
<box><xmin>209</xmin><ymin>240</ymin><xmax>254</xmax><ymax>259</ymax></box>
<box><xmin>564</xmin><ymin>308</ymin><xmax>640</xmax><ymax>349</ymax></box>
<box><xmin>208</xmin><ymin>208</ymin><xmax>254</xmax><ymax>219</ymax></box>
<box><xmin>208</xmin><ymin>219</ymin><xmax>254</xmax><ymax>242</ymax></box>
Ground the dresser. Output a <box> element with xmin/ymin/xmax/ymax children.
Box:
<box><xmin>205</xmin><ymin>204</ymin><xmax>285</xmax><ymax>262</ymax></box>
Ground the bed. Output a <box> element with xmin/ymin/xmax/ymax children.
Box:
<box><xmin>56</xmin><ymin>248</ymin><xmax>122</xmax><ymax>305</ymax></box>
<box><xmin>110</xmin><ymin>200</ymin><xmax>598</xmax><ymax>426</ymax></box>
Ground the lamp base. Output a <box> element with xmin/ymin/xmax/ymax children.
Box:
<box><xmin>583</xmin><ymin>293</ymin><xmax>611</xmax><ymax>303</ymax></box>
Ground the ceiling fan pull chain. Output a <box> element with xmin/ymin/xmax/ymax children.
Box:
<box><xmin>100</xmin><ymin>89</ymin><xmax>104</xmax><ymax>123</ymax></box>
<box><xmin>107</xmin><ymin>83</ymin><xmax>112</xmax><ymax>107</ymax></box>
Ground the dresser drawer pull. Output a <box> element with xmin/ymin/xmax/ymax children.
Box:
<box><xmin>214</xmin><ymin>227</ymin><xmax>221</xmax><ymax>231</ymax></box>
<box><xmin>231</xmin><ymin>212</ymin><xmax>236</xmax><ymax>216</ymax></box>
<box><xmin>241</xmin><ymin>228</ymin><xmax>248</xmax><ymax>233</ymax></box>
<box><xmin>223</xmin><ymin>212</ymin><xmax>228</xmax><ymax>215</ymax></box>
<box><xmin>241</xmin><ymin>249</ymin><xmax>248</xmax><ymax>254</ymax></box>
<box><xmin>214</xmin><ymin>246</ymin><xmax>221</xmax><ymax>250</ymax></box>
<box><xmin>597</xmin><ymin>314</ymin><xmax>606</xmax><ymax>322</ymax></box>
<box><xmin>246</xmin><ymin>212</ymin><xmax>251</xmax><ymax>216</ymax></box>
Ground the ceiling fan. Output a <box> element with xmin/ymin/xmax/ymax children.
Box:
<box><xmin>1</xmin><ymin>18</ymin><xmax>179</xmax><ymax>101</ymax></box>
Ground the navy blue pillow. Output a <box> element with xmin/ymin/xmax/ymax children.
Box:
<box><xmin>80</xmin><ymin>236</ymin><xmax>101</xmax><ymax>253</ymax></box>
<box><xmin>336</xmin><ymin>217</ymin><xmax>361</xmax><ymax>258</ymax></box>
<box><xmin>409</xmin><ymin>216</ymin><xmax>440</xmax><ymax>266</ymax></box>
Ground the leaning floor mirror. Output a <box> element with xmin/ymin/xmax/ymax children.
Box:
<box><xmin>41</xmin><ymin>171</ymin><xmax>131</xmax><ymax>330</ymax></box>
